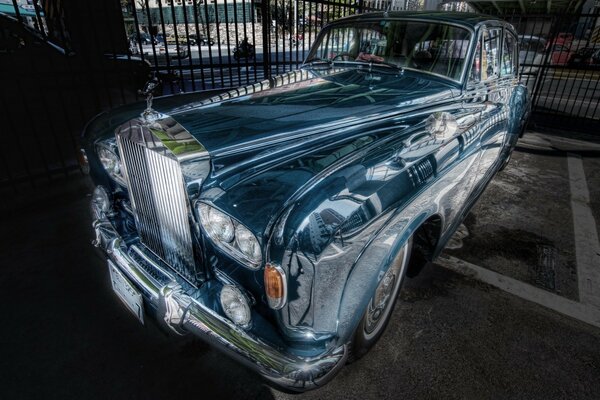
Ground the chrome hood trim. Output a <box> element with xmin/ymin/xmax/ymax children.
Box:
<box><xmin>116</xmin><ymin>115</ymin><xmax>209</xmax><ymax>163</ymax></box>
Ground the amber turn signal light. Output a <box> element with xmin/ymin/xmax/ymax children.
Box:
<box><xmin>264</xmin><ymin>263</ymin><xmax>286</xmax><ymax>309</ymax></box>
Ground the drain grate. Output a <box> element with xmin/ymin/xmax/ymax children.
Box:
<box><xmin>532</xmin><ymin>244</ymin><xmax>557</xmax><ymax>291</ymax></box>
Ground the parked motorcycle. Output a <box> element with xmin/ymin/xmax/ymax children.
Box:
<box><xmin>233</xmin><ymin>38</ymin><xmax>255</xmax><ymax>60</ymax></box>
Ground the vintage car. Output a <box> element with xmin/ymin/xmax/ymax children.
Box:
<box><xmin>82</xmin><ymin>12</ymin><xmax>529</xmax><ymax>391</ymax></box>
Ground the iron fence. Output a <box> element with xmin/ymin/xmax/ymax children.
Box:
<box><xmin>496</xmin><ymin>9</ymin><xmax>600</xmax><ymax>132</ymax></box>
<box><xmin>1</xmin><ymin>1</ymin><xmax>599</xmax><ymax>193</ymax></box>
<box><xmin>123</xmin><ymin>0</ymin><xmax>387</xmax><ymax>92</ymax></box>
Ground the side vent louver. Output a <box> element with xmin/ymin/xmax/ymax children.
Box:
<box><xmin>409</xmin><ymin>157</ymin><xmax>435</xmax><ymax>186</ymax></box>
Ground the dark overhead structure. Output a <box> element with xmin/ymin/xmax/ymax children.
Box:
<box><xmin>456</xmin><ymin>0</ymin><xmax>591</xmax><ymax>14</ymax></box>
<box><xmin>1</xmin><ymin>0</ymin><xmax>599</xmax><ymax>192</ymax></box>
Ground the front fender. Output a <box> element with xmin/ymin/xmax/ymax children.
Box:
<box><xmin>268</xmin><ymin>145</ymin><xmax>419</xmax><ymax>343</ymax></box>
<box><xmin>335</xmin><ymin>210</ymin><xmax>431</xmax><ymax>343</ymax></box>
<box><xmin>271</xmin><ymin>134</ymin><xmax>481</xmax><ymax>348</ymax></box>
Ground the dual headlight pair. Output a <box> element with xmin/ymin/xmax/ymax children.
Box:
<box><xmin>197</xmin><ymin>203</ymin><xmax>262</xmax><ymax>269</ymax></box>
<box><xmin>199</xmin><ymin>204</ymin><xmax>287</xmax><ymax>327</ymax></box>
<box><xmin>96</xmin><ymin>144</ymin><xmax>262</xmax><ymax>269</ymax></box>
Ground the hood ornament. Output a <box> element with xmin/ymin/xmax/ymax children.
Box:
<box><xmin>139</xmin><ymin>76</ymin><xmax>162</xmax><ymax>123</ymax></box>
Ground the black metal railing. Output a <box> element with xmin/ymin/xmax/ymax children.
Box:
<box><xmin>1</xmin><ymin>1</ymin><xmax>599</xmax><ymax>194</ymax></box>
<box><xmin>495</xmin><ymin>9</ymin><xmax>600</xmax><ymax>131</ymax></box>
<box><xmin>123</xmin><ymin>0</ymin><xmax>384</xmax><ymax>92</ymax></box>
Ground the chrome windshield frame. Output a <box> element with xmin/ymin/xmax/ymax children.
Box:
<box><xmin>304</xmin><ymin>17</ymin><xmax>477</xmax><ymax>86</ymax></box>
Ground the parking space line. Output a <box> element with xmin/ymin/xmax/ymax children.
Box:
<box><xmin>437</xmin><ymin>255</ymin><xmax>600</xmax><ymax>328</ymax></box>
<box><xmin>567</xmin><ymin>153</ymin><xmax>600</xmax><ymax>308</ymax></box>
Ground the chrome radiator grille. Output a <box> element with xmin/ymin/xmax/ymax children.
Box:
<box><xmin>117</xmin><ymin>135</ymin><xmax>196</xmax><ymax>281</ymax></box>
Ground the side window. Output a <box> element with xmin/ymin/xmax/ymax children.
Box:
<box><xmin>482</xmin><ymin>28</ymin><xmax>501</xmax><ymax>80</ymax></box>
<box><xmin>469</xmin><ymin>28</ymin><xmax>501</xmax><ymax>82</ymax></box>
<box><xmin>469</xmin><ymin>38</ymin><xmax>481</xmax><ymax>82</ymax></box>
<box><xmin>501</xmin><ymin>31</ymin><xmax>517</xmax><ymax>76</ymax></box>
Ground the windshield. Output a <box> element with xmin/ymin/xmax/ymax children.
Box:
<box><xmin>306</xmin><ymin>20</ymin><xmax>472</xmax><ymax>81</ymax></box>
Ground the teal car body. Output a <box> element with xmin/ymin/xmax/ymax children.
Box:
<box><xmin>83</xmin><ymin>12</ymin><xmax>529</xmax><ymax>391</ymax></box>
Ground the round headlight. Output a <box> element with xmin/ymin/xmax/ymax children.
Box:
<box><xmin>198</xmin><ymin>203</ymin><xmax>235</xmax><ymax>243</ymax></box>
<box><xmin>97</xmin><ymin>146</ymin><xmax>121</xmax><ymax>176</ymax></box>
<box><xmin>220</xmin><ymin>285</ymin><xmax>251</xmax><ymax>327</ymax></box>
<box><xmin>91</xmin><ymin>185</ymin><xmax>111</xmax><ymax>219</ymax></box>
<box><xmin>235</xmin><ymin>224</ymin><xmax>262</xmax><ymax>265</ymax></box>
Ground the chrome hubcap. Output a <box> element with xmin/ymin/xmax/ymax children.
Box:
<box><xmin>364</xmin><ymin>244</ymin><xmax>408</xmax><ymax>337</ymax></box>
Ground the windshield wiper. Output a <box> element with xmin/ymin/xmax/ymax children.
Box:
<box><xmin>302</xmin><ymin>58</ymin><xmax>333</xmax><ymax>69</ymax></box>
<box><xmin>324</xmin><ymin>59</ymin><xmax>403</xmax><ymax>74</ymax></box>
<box><xmin>352</xmin><ymin>60</ymin><xmax>403</xmax><ymax>74</ymax></box>
<box><xmin>302</xmin><ymin>59</ymin><xmax>403</xmax><ymax>74</ymax></box>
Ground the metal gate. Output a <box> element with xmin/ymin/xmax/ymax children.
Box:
<box><xmin>497</xmin><ymin>10</ymin><xmax>600</xmax><ymax>133</ymax></box>
<box><xmin>0</xmin><ymin>0</ymin><xmax>388</xmax><ymax>193</ymax></box>
<box><xmin>1</xmin><ymin>1</ymin><xmax>599</xmax><ymax>193</ymax></box>
<box><xmin>122</xmin><ymin>0</ymin><xmax>387</xmax><ymax>92</ymax></box>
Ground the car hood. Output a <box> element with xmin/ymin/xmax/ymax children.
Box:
<box><xmin>166</xmin><ymin>68</ymin><xmax>458</xmax><ymax>168</ymax></box>
<box><xmin>167</xmin><ymin>68</ymin><xmax>459</xmax><ymax>236</ymax></box>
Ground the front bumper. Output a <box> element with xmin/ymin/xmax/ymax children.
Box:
<box><xmin>92</xmin><ymin>218</ymin><xmax>347</xmax><ymax>392</ymax></box>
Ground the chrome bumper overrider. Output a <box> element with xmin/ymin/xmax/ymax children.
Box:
<box><xmin>92</xmin><ymin>218</ymin><xmax>347</xmax><ymax>391</ymax></box>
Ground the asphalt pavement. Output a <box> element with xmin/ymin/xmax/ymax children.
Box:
<box><xmin>1</xmin><ymin>130</ymin><xmax>599</xmax><ymax>399</ymax></box>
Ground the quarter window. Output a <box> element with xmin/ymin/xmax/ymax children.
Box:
<box><xmin>469</xmin><ymin>28</ymin><xmax>501</xmax><ymax>82</ymax></box>
<box><xmin>482</xmin><ymin>28</ymin><xmax>501</xmax><ymax>80</ymax></box>
<box><xmin>469</xmin><ymin>38</ymin><xmax>482</xmax><ymax>81</ymax></box>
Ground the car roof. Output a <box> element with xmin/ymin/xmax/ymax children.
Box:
<box><xmin>333</xmin><ymin>11</ymin><xmax>509</xmax><ymax>31</ymax></box>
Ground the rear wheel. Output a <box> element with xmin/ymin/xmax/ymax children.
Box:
<box><xmin>348</xmin><ymin>237</ymin><xmax>412</xmax><ymax>362</ymax></box>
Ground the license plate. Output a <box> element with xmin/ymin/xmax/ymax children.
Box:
<box><xmin>108</xmin><ymin>260</ymin><xmax>144</xmax><ymax>324</ymax></box>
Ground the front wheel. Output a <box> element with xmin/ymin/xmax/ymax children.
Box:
<box><xmin>348</xmin><ymin>237</ymin><xmax>412</xmax><ymax>362</ymax></box>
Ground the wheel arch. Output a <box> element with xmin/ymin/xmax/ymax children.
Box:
<box><xmin>406</xmin><ymin>214</ymin><xmax>443</xmax><ymax>277</ymax></box>
<box><xmin>334</xmin><ymin>210</ymin><xmax>444</xmax><ymax>345</ymax></box>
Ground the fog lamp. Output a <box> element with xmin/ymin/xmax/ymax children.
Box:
<box><xmin>220</xmin><ymin>285</ymin><xmax>251</xmax><ymax>328</ymax></box>
<box><xmin>264</xmin><ymin>263</ymin><xmax>287</xmax><ymax>310</ymax></box>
